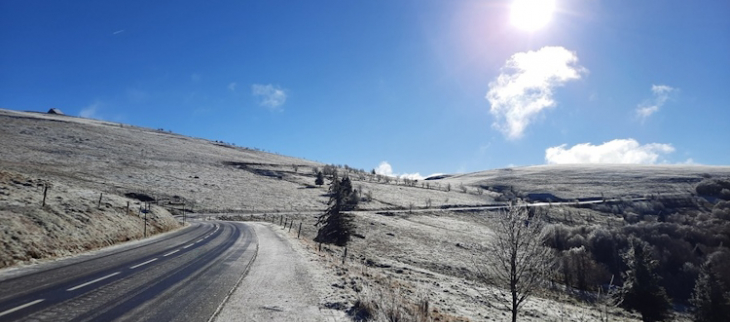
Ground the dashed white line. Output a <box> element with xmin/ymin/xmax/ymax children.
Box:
<box><xmin>0</xmin><ymin>299</ymin><xmax>45</xmax><ymax>318</ymax></box>
<box><xmin>183</xmin><ymin>243</ymin><xmax>194</xmax><ymax>249</ymax></box>
<box><xmin>196</xmin><ymin>239</ymin><xmax>204</xmax><ymax>243</ymax></box>
<box><xmin>130</xmin><ymin>258</ymin><xmax>158</xmax><ymax>269</ymax></box>
<box><xmin>163</xmin><ymin>249</ymin><xmax>180</xmax><ymax>257</ymax></box>
<box><xmin>67</xmin><ymin>272</ymin><xmax>120</xmax><ymax>291</ymax></box>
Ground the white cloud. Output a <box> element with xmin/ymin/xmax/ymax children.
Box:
<box><xmin>113</xmin><ymin>29</ymin><xmax>125</xmax><ymax>35</ymax></box>
<box><xmin>486</xmin><ymin>46</ymin><xmax>587</xmax><ymax>140</ymax></box>
<box><xmin>79</xmin><ymin>102</ymin><xmax>101</xmax><ymax>119</ymax></box>
<box><xmin>228</xmin><ymin>82</ymin><xmax>237</xmax><ymax>92</ymax></box>
<box><xmin>375</xmin><ymin>161</ymin><xmax>424</xmax><ymax>180</ymax></box>
<box><xmin>636</xmin><ymin>84</ymin><xmax>675</xmax><ymax>121</ymax></box>
<box><xmin>252</xmin><ymin>84</ymin><xmax>287</xmax><ymax>109</ymax></box>
<box><xmin>375</xmin><ymin>161</ymin><xmax>394</xmax><ymax>176</ymax></box>
<box><xmin>545</xmin><ymin>139</ymin><xmax>675</xmax><ymax>164</ymax></box>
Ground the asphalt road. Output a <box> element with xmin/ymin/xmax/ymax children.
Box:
<box><xmin>0</xmin><ymin>221</ymin><xmax>257</xmax><ymax>322</ymax></box>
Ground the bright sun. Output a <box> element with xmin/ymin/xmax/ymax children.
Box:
<box><xmin>510</xmin><ymin>0</ymin><xmax>556</xmax><ymax>32</ymax></box>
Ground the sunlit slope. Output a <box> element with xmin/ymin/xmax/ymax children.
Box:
<box><xmin>441</xmin><ymin>164</ymin><xmax>730</xmax><ymax>201</ymax></box>
<box><xmin>0</xmin><ymin>109</ymin><xmax>493</xmax><ymax>213</ymax></box>
<box><xmin>0</xmin><ymin>109</ymin><xmax>328</xmax><ymax>212</ymax></box>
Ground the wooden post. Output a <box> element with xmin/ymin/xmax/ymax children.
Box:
<box><xmin>42</xmin><ymin>185</ymin><xmax>48</xmax><ymax>207</ymax></box>
<box><xmin>280</xmin><ymin>215</ymin><xmax>283</xmax><ymax>226</ymax></box>
<box><xmin>98</xmin><ymin>193</ymin><xmax>103</xmax><ymax>209</ymax></box>
<box><xmin>297</xmin><ymin>223</ymin><xmax>302</xmax><ymax>239</ymax></box>
<box><xmin>288</xmin><ymin>221</ymin><xmax>293</xmax><ymax>232</ymax></box>
<box><xmin>342</xmin><ymin>247</ymin><xmax>347</xmax><ymax>265</ymax></box>
<box><xmin>318</xmin><ymin>242</ymin><xmax>321</xmax><ymax>252</ymax></box>
<box><xmin>144</xmin><ymin>211</ymin><xmax>148</xmax><ymax>238</ymax></box>
<box><xmin>126</xmin><ymin>201</ymin><xmax>130</xmax><ymax>215</ymax></box>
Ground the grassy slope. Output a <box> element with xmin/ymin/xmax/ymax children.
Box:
<box><xmin>443</xmin><ymin>164</ymin><xmax>730</xmax><ymax>200</ymax></box>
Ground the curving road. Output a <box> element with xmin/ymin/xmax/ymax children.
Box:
<box><xmin>0</xmin><ymin>221</ymin><xmax>257</xmax><ymax>322</ymax></box>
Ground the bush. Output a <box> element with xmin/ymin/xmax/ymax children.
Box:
<box><xmin>696</xmin><ymin>179</ymin><xmax>730</xmax><ymax>199</ymax></box>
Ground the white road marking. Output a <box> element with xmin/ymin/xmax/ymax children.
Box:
<box><xmin>163</xmin><ymin>249</ymin><xmax>180</xmax><ymax>257</ymax></box>
<box><xmin>0</xmin><ymin>299</ymin><xmax>45</xmax><ymax>318</ymax></box>
<box><xmin>196</xmin><ymin>239</ymin><xmax>204</xmax><ymax>243</ymax></box>
<box><xmin>130</xmin><ymin>258</ymin><xmax>158</xmax><ymax>269</ymax></box>
<box><xmin>67</xmin><ymin>272</ymin><xmax>120</xmax><ymax>291</ymax></box>
<box><xmin>183</xmin><ymin>243</ymin><xmax>194</xmax><ymax>249</ymax></box>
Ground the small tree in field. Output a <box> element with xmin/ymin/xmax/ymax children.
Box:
<box><xmin>315</xmin><ymin>173</ymin><xmax>357</xmax><ymax>246</ymax></box>
<box><xmin>476</xmin><ymin>203</ymin><xmax>553</xmax><ymax>322</ymax></box>
<box><xmin>315</xmin><ymin>171</ymin><xmax>325</xmax><ymax>186</ymax></box>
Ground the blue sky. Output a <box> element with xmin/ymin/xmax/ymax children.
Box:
<box><xmin>1</xmin><ymin>0</ymin><xmax>728</xmax><ymax>178</ymax></box>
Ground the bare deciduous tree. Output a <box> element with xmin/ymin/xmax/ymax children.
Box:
<box><xmin>476</xmin><ymin>203</ymin><xmax>554</xmax><ymax>322</ymax></box>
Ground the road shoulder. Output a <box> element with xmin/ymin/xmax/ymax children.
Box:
<box><xmin>213</xmin><ymin>222</ymin><xmax>347</xmax><ymax>322</ymax></box>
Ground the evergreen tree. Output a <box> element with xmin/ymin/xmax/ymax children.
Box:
<box><xmin>315</xmin><ymin>171</ymin><xmax>324</xmax><ymax>186</ymax></box>
<box><xmin>339</xmin><ymin>176</ymin><xmax>359</xmax><ymax>211</ymax></box>
<box><xmin>691</xmin><ymin>259</ymin><xmax>730</xmax><ymax>322</ymax></box>
<box><xmin>621</xmin><ymin>238</ymin><xmax>673</xmax><ymax>322</ymax></box>
<box><xmin>314</xmin><ymin>173</ymin><xmax>356</xmax><ymax>246</ymax></box>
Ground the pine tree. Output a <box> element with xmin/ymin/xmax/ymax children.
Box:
<box><xmin>314</xmin><ymin>173</ymin><xmax>356</xmax><ymax>246</ymax></box>
<box><xmin>691</xmin><ymin>260</ymin><xmax>730</xmax><ymax>322</ymax></box>
<box><xmin>315</xmin><ymin>171</ymin><xmax>324</xmax><ymax>186</ymax></box>
<box><xmin>620</xmin><ymin>238</ymin><xmax>672</xmax><ymax>322</ymax></box>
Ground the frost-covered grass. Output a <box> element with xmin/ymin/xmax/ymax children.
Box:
<box><xmin>0</xmin><ymin>170</ymin><xmax>178</xmax><ymax>268</ymax></box>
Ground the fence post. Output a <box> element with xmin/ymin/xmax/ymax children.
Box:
<box><xmin>126</xmin><ymin>201</ymin><xmax>130</xmax><ymax>215</ymax></box>
<box><xmin>144</xmin><ymin>211</ymin><xmax>148</xmax><ymax>238</ymax></box>
<box><xmin>280</xmin><ymin>215</ymin><xmax>283</xmax><ymax>226</ymax></box>
<box><xmin>98</xmin><ymin>193</ymin><xmax>103</xmax><ymax>209</ymax></box>
<box><xmin>297</xmin><ymin>222</ymin><xmax>302</xmax><ymax>239</ymax></box>
<box><xmin>42</xmin><ymin>185</ymin><xmax>48</xmax><ymax>207</ymax></box>
<box><xmin>342</xmin><ymin>247</ymin><xmax>347</xmax><ymax>265</ymax></box>
<box><xmin>288</xmin><ymin>221</ymin><xmax>293</xmax><ymax>232</ymax></box>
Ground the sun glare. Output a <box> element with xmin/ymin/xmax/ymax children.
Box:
<box><xmin>510</xmin><ymin>0</ymin><xmax>556</xmax><ymax>32</ymax></box>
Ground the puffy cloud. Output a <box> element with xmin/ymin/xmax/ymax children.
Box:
<box><xmin>252</xmin><ymin>84</ymin><xmax>287</xmax><ymax>109</ymax></box>
<box><xmin>636</xmin><ymin>84</ymin><xmax>676</xmax><ymax>120</ymax></box>
<box><xmin>545</xmin><ymin>139</ymin><xmax>675</xmax><ymax>164</ymax></box>
<box><xmin>375</xmin><ymin>161</ymin><xmax>394</xmax><ymax>176</ymax></box>
<box><xmin>375</xmin><ymin>161</ymin><xmax>424</xmax><ymax>180</ymax></box>
<box><xmin>486</xmin><ymin>46</ymin><xmax>587</xmax><ymax>140</ymax></box>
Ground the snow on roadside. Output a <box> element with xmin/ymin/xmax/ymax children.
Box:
<box><xmin>251</xmin><ymin>212</ymin><xmax>646</xmax><ymax>322</ymax></box>
<box><xmin>0</xmin><ymin>169</ymin><xmax>180</xmax><ymax>269</ymax></box>
<box><xmin>214</xmin><ymin>222</ymin><xmax>348</xmax><ymax>322</ymax></box>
